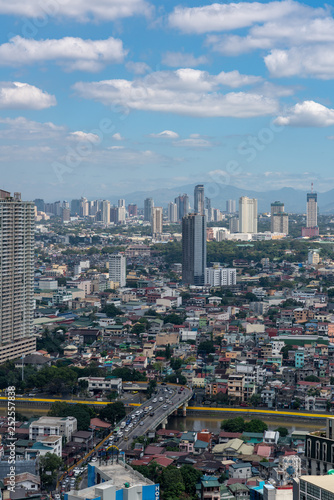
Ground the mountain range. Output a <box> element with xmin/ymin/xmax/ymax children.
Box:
<box><xmin>110</xmin><ymin>184</ymin><xmax>334</xmax><ymax>214</ymax></box>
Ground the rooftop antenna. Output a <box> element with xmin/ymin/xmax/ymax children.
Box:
<box><xmin>311</xmin><ymin>182</ymin><xmax>314</xmax><ymax>193</ymax></box>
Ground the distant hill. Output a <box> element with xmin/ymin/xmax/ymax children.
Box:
<box><xmin>109</xmin><ymin>184</ymin><xmax>334</xmax><ymax>213</ymax></box>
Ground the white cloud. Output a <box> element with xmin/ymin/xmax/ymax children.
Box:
<box><xmin>0</xmin><ymin>116</ymin><xmax>64</xmax><ymax>139</ymax></box>
<box><xmin>168</xmin><ymin>1</ymin><xmax>314</xmax><ymax>34</ymax></box>
<box><xmin>0</xmin><ymin>36</ymin><xmax>127</xmax><ymax>72</ymax></box>
<box><xmin>108</xmin><ymin>145</ymin><xmax>125</xmax><ymax>150</ymax></box>
<box><xmin>68</xmin><ymin>131</ymin><xmax>100</xmax><ymax>143</ymax></box>
<box><xmin>149</xmin><ymin>130</ymin><xmax>179</xmax><ymax>139</ymax></box>
<box><xmin>0</xmin><ymin>0</ymin><xmax>152</xmax><ymax>21</ymax></box>
<box><xmin>0</xmin><ymin>82</ymin><xmax>56</xmax><ymax>109</ymax></box>
<box><xmin>112</xmin><ymin>133</ymin><xmax>125</xmax><ymax>141</ymax></box>
<box><xmin>174</xmin><ymin>137</ymin><xmax>213</xmax><ymax>149</ymax></box>
<box><xmin>73</xmin><ymin>68</ymin><xmax>275</xmax><ymax>118</ymax></box>
<box><xmin>126</xmin><ymin>61</ymin><xmax>151</xmax><ymax>74</ymax></box>
<box><xmin>265</xmin><ymin>45</ymin><xmax>334</xmax><ymax>79</ymax></box>
<box><xmin>274</xmin><ymin>101</ymin><xmax>334</xmax><ymax>127</ymax></box>
<box><xmin>162</xmin><ymin>52</ymin><xmax>208</xmax><ymax>67</ymax></box>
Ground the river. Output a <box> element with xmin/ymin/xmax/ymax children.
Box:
<box><xmin>166</xmin><ymin>414</ymin><xmax>326</xmax><ymax>434</ymax></box>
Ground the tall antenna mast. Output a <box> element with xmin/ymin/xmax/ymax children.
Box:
<box><xmin>311</xmin><ymin>182</ymin><xmax>314</xmax><ymax>193</ymax></box>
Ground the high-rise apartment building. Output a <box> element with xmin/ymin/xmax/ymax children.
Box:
<box><xmin>101</xmin><ymin>200</ymin><xmax>110</xmax><ymax>224</ymax></box>
<box><xmin>118</xmin><ymin>199</ymin><xmax>125</xmax><ymax>208</ymax></box>
<box><xmin>271</xmin><ymin>201</ymin><xmax>289</xmax><ymax>234</ymax></box>
<box><xmin>0</xmin><ymin>190</ymin><xmax>36</xmax><ymax>363</ymax></box>
<box><xmin>117</xmin><ymin>206</ymin><xmax>126</xmax><ymax>224</ymax></box>
<box><xmin>168</xmin><ymin>202</ymin><xmax>178</xmax><ymax>223</ymax></box>
<box><xmin>109</xmin><ymin>253</ymin><xmax>126</xmax><ymax>287</ymax></box>
<box><xmin>206</xmin><ymin>266</ymin><xmax>237</xmax><ymax>287</ymax></box>
<box><xmin>239</xmin><ymin>196</ymin><xmax>258</xmax><ymax>233</ymax></box>
<box><xmin>144</xmin><ymin>198</ymin><xmax>154</xmax><ymax>222</ymax></box>
<box><xmin>34</xmin><ymin>199</ymin><xmax>45</xmax><ymax>212</ymax></box>
<box><xmin>194</xmin><ymin>184</ymin><xmax>205</xmax><ymax>215</ymax></box>
<box><xmin>293</xmin><ymin>476</ymin><xmax>334</xmax><ymax>500</ymax></box>
<box><xmin>307</xmin><ymin>191</ymin><xmax>317</xmax><ymax>228</ymax></box>
<box><xmin>302</xmin><ymin>185</ymin><xmax>319</xmax><ymax>237</ymax></box>
<box><xmin>182</xmin><ymin>213</ymin><xmax>207</xmax><ymax>285</ymax></box>
<box><xmin>128</xmin><ymin>204</ymin><xmax>137</xmax><ymax>217</ymax></box>
<box><xmin>175</xmin><ymin>194</ymin><xmax>190</xmax><ymax>221</ymax></box>
<box><xmin>226</xmin><ymin>200</ymin><xmax>236</xmax><ymax>213</ymax></box>
<box><xmin>151</xmin><ymin>207</ymin><xmax>163</xmax><ymax>237</ymax></box>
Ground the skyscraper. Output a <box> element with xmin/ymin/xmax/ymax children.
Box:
<box><xmin>302</xmin><ymin>184</ymin><xmax>319</xmax><ymax>237</ymax></box>
<box><xmin>0</xmin><ymin>190</ymin><xmax>36</xmax><ymax>363</ymax></box>
<box><xmin>239</xmin><ymin>196</ymin><xmax>258</xmax><ymax>233</ymax></box>
<box><xmin>194</xmin><ymin>184</ymin><xmax>204</xmax><ymax>215</ymax></box>
<box><xmin>175</xmin><ymin>194</ymin><xmax>190</xmax><ymax>221</ymax></box>
<box><xmin>109</xmin><ymin>253</ymin><xmax>126</xmax><ymax>287</ymax></box>
<box><xmin>182</xmin><ymin>213</ymin><xmax>207</xmax><ymax>285</ymax></box>
<box><xmin>271</xmin><ymin>201</ymin><xmax>288</xmax><ymax>234</ymax></box>
<box><xmin>307</xmin><ymin>191</ymin><xmax>317</xmax><ymax>228</ymax></box>
<box><xmin>101</xmin><ymin>200</ymin><xmax>110</xmax><ymax>224</ymax></box>
<box><xmin>151</xmin><ymin>207</ymin><xmax>163</xmax><ymax>237</ymax></box>
<box><xmin>144</xmin><ymin>198</ymin><xmax>154</xmax><ymax>221</ymax></box>
<box><xmin>128</xmin><ymin>204</ymin><xmax>137</xmax><ymax>217</ymax></box>
<box><xmin>226</xmin><ymin>199</ymin><xmax>236</xmax><ymax>213</ymax></box>
<box><xmin>168</xmin><ymin>202</ymin><xmax>178</xmax><ymax>223</ymax></box>
<box><xmin>34</xmin><ymin>199</ymin><xmax>45</xmax><ymax>212</ymax></box>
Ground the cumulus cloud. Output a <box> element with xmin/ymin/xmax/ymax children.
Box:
<box><xmin>274</xmin><ymin>101</ymin><xmax>334</xmax><ymax>127</ymax></box>
<box><xmin>168</xmin><ymin>1</ymin><xmax>315</xmax><ymax>34</ymax></box>
<box><xmin>68</xmin><ymin>131</ymin><xmax>100</xmax><ymax>143</ymax></box>
<box><xmin>73</xmin><ymin>68</ymin><xmax>274</xmax><ymax>118</ymax></box>
<box><xmin>0</xmin><ymin>116</ymin><xmax>64</xmax><ymax>139</ymax></box>
<box><xmin>0</xmin><ymin>36</ymin><xmax>127</xmax><ymax>72</ymax></box>
<box><xmin>162</xmin><ymin>52</ymin><xmax>208</xmax><ymax>67</ymax></box>
<box><xmin>0</xmin><ymin>82</ymin><xmax>56</xmax><ymax>109</ymax></box>
<box><xmin>265</xmin><ymin>45</ymin><xmax>334</xmax><ymax>79</ymax></box>
<box><xmin>149</xmin><ymin>130</ymin><xmax>179</xmax><ymax>139</ymax></box>
<box><xmin>126</xmin><ymin>61</ymin><xmax>151</xmax><ymax>74</ymax></box>
<box><xmin>112</xmin><ymin>133</ymin><xmax>125</xmax><ymax>141</ymax></box>
<box><xmin>0</xmin><ymin>0</ymin><xmax>152</xmax><ymax>21</ymax></box>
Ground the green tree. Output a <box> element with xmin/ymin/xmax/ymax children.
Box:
<box><xmin>198</xmin><ymin>341</ymin><xmax>215</xmax><ymax>354</ymax></box>
<box><xmin>102</xmin><ymin>304</ymin><xmax>122</xmax><ymax>317</ymax></box>
<box><xmin>304</xmin><ymin>375</ymin><xmax>320</xmax><ymax>382</ymax></box>
<box><xmin>111</xmin><ymin>367</ymin><xmax>146</xmax><ymax>382</ymax></box>
<box><xmin>164</xmin><ymin>313</ymin><xmax>184</xmax><ymax>325</ymax></box>
<box><xmin>161</xmin><ymin>465</ymin><xmax>185</xmax><ymax>500</ymax></box>
<box><xmin>275</xmin><ymin>427</ymin><xmax>289</xmax><ymax>437</ymax></box>
<box><xmin>180</xmin><ymin>465</ymin><xmax>202</xmax><ymax>497</ymax></box>
<box><xmin>245</xmin><ymin>419</ymin><xmax>268</xmax><ymax>433</ymax></box>
<box><xmin>39</xmin><ymin>452</ymin><xmax>63</xmax><ymax>487</ymax></box>
<box><xmin>249</xmin><ymin>394</ymin><xmax>261</xmax><ymax>407</ymax></box>
<box><xmin>49</xmin><ymin>402</ymin><xmax>92</xmax><ymax>431</ymax></box>
<box><xmin>221</xmin><ymin>417</ymin><xmax>245</xmax><ymax>433</ymax></box>
<box><xmin>99</xmin><ymin>402</ymin><xmax>126</xmax><ymax>424</ymax></box>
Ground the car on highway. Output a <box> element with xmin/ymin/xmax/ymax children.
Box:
<box><xmin>163</xmin><ymin>404</ymin><xmax>167</xmax><ymax>409</ymax></box>
<box><xmin>149</xmin><ymin>412</ymin><xmax>155</xmax><ymax>416</ymax></box>
<box><xmin>152</xmin><ymin>398</ymin><xmax>157</xmax><ymax>403</ymax></box>
<box><xmin>140</xmin><ymin>421</ymin><xmax>144</xmax><ymax>426</ymax></box>
<box><xmin>159</xmin><ymin>397</ymin><xmax>163</xmax><ymax>402</ymax></box>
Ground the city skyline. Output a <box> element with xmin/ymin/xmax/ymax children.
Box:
<box><xmin>1</xmin><ymin>0</ymin><xmax>334</xmax><ymax>199</ymax></box>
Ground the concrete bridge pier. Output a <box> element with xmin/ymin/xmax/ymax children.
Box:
<box><xmin>162</xmin><ymin>417</ymin><xmax>168</xmax><ymax>429</ymax></box>
<box><xmin>182</xmin><ymin>402</ymin><xmax>188</xmax><ymax>417</ymax></box>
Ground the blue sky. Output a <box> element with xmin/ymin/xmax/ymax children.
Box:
<box><xmin>0</xmin><ymin>0</ymin><xmax>334</xmax><ymax>201</ymax></box>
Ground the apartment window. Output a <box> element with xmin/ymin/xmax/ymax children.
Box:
<box><xmin>323</xmin><ymin>443</ymin><xmax>328</xmax><ymax>462</ymax></box>
<box><xmin>316</xmin><ymin>441</ymin><xmax>320</xmax><ymax>460</ymax></box>
<box><xmin>307</xmin><ymin>483</ymin><xmax>320</xmax><ymax>498</ymax></box>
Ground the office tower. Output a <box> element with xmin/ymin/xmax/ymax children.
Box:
<box><xmin>168</xmin><ymin>202</ymin><xmax>178</xmax><ymax>223</ymax></box>
<box><xmin>212</xmin><ymin>208</ymin><xmax>222</xmax><ymax>222</ymax></box>
<box><xmin>0</xmin><ymin>190</ymin><xmax>36</xmax><ymax>363</ymax></box>
<box><xmin>230</xmin><ymin>216</ymin><xmax>239</xmax><ymax>233</ymax></box>
<box><xmin>144</xmin><ymin>198</ymin><xmax>154</xmax><ymax>221</ymax></box>
<box><xmin>271</xmin><ymin>201</ymin><xmax>288</xmax><ymax>234</ymax></box>
<box><xmin>128</xmin><ymin>204</ymin><xmax>137</xmax><ymax>217</ymax></box>
<box><xmin>61</xmin><ymin>202</ymin><xmax>70</xmax><ymax>223</ymax></box>
<box><xmin>308</xmin><ymin>249</ymin><xmax>320</xmax><ymax>265</ymax></box>
<box><xmin>110</xmin><ymin>205</ymin><xmax>118</xmax><ymax>223</ymax></box>
<box><xmin>239</xmin><ymin>196</ymin><xmax>258</xmax><ymax>233</ymax></box>
<box><xmin>182</xmin><ymin>213</ymin><xmax>207</xmax><ymax>285</ymax></box>
<box><xmin>302</xmin><ymin>184</ymin><xmax>319</xmax><ymax>237</ymax></box>
<box><xmin>175</xmin><ymin>194</ymin><xmax>190</xmax><ymax>221</ymax></box>
<box><xmin>307</xmin><ymin>189</ymin><xmax>317</xmax><ymax>228</ymax></box>
<box><xmin>194</xmin><ymin>184</ymin><xmax>204</xmax><ymax>215</ymax></box>
<box><xmin>89</xmin><ymin>200</ymin><xmax>100</xmax><ymax>216</ymax></box>
<box><xmin>226</xmin><ymin>199</ymin><xmax>236</xmax><ymax>213</ymax></box>
<box><xmin>117</xmin><ymin>206</ymin><xmax>126</xmax><ymax>224</ymax></box>
<box><xmin>80</xmin><ymin>197</ymin><xmax>89</xmax><ymax>217</ymax></box>
<box><xmin>206</xmin><ymin>266</ymin><xmax>237</xmax><ymax>286</ymax></box>
<box><xmin>109</xmin><ymin>253</ymin><xmax>126</xmax><ymax>287</ymax></box>
<box><xmin>34</xmin><ymin>199</ymin><xmax>45</xmax><ymax>212</ymax></box>
<box><xmin>151</xmin><ymin>207</ymin><xmax>163</xmax><ymax>237</ymax></box>
<box><xmin>118</xmin><ymin>199</ymin><xmax>125</xmax><ymax>208</ymax></box>
<box><xmin>205</xmin><ymin>197</ymin><xmax>211</xmax><ymax>211</ymax></box>
<box><xmin>71</xmin><ymin>199</ymin><xmax>81</xmax><ymax>216</ymax></box>
<box><xmin>101</xmin><ymin>200</ymin><xmax>110</xmax><ymax>224</ymax></box>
